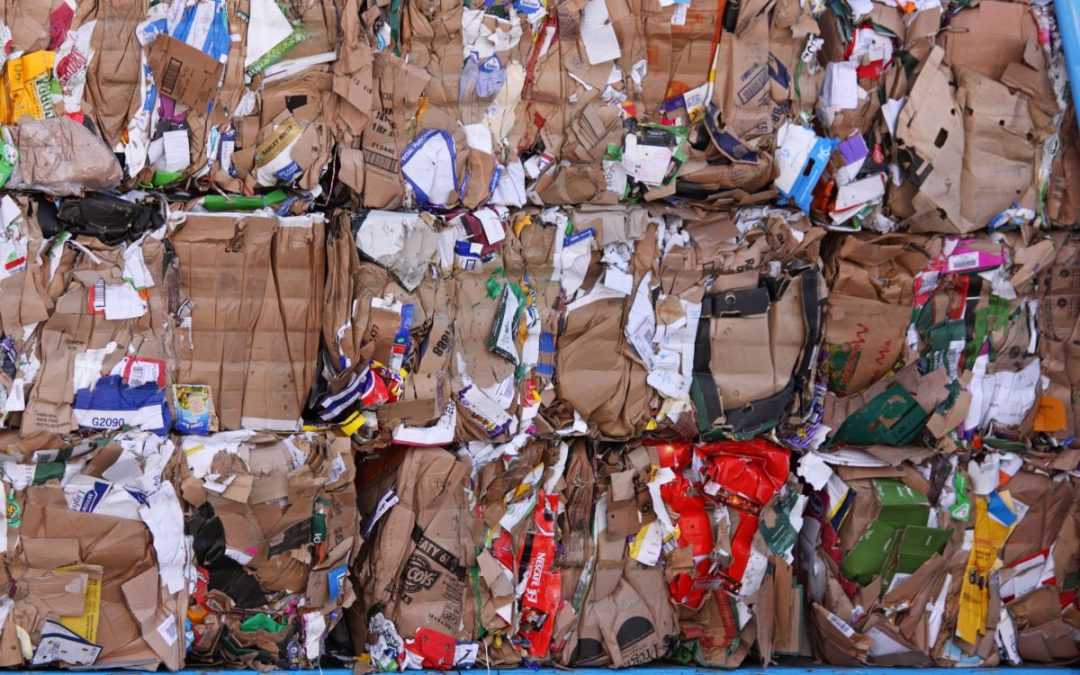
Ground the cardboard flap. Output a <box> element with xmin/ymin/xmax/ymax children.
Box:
<box><xmin>22</xmin><ymin>538</ymin><xmax>80</xmax><ymax>569</ymax></box>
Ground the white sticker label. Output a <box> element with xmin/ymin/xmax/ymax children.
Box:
<box><xmin>127</xmin><ymin>360</ymin><xmax>161</xmax><ymax>388</ymax></box>
<box><xmin>947</xmin><ymin>251</ymin><xmax>980</xmax><ymax>272</ymax></box>
<box><xmin>681</xmin><ymin>84</ymin><xmax>708</xmax><ymax>117</ymax></box>
<box><xmin>671</xmin><ymin>3</ymin><xmax>688</xmax><ymax>26</ymax></box>
<box><xmin>157</xmin><ymin>616</ymin><xmax>178</xmax><ymax>646</ymax></box>
<box><xmin>4</xmin><ymin>378</ymin><xmax>25</xmax><ymax>412</ymax></box>
<box><xmin>825</xmin><ymin>609</ymin><xmax>856</xmax><ymax>638</ymax></box>
<box><xmin>820</xmin><ymin>609</ymin><xmax>855</xmax><ymax>635</ymax></box>
<box><xmin>328</xmin><ymin>454</ymin><xmax>347</xmax><ymax>484</ymax></box>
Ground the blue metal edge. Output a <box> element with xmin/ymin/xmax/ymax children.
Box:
<box><xmin>1055</xmin><ymin>0</ymin><xmax>1080</xmax><ymax>129</ymax></box>
<box><xmin>3</xmin><ymin>668</ymin><xmax>1064</xmax><ymax>674</ymax></box>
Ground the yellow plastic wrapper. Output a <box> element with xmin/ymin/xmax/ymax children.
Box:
<box><xmin>956</xmin><ymin>492</ymin><xmax>1017</xmax><ymax>645</ymax></box>
<box><xmin>0</xmin><ymin>51</ymin><xmax>59</xmax><ymax>123</ymax></box>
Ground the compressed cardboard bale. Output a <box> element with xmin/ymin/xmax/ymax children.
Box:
<box><xmin>0</xmin><ymin>0</ymin><xmax>1064</xmax><ymax>225</ymax></box>
<box><xmin>17</xmin><ymin>228</ymin><xmax>172</xmax><ymax>438</ymax></box>
<box><xmin>179</xmin><ymin>432</ymin><xmax>359</xmax><ymax>669</ymax></box>
<box><xmin>0</xmin><ymin>431</ymin><xmax>187</xmax><ymax>670</ymax></box>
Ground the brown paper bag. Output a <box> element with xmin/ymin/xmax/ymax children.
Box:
<box><xmin>555</xmin><ymin>297</ymin><xmax>649</xmax><ymax>438</ymax></box>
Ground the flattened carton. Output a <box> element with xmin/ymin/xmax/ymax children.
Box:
<box><xmin>356</xmin><ymin>447</ymin><xmax>477</xmax><ymax>643</ymax></box>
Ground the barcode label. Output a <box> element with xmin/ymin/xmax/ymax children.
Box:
<box><xmin>157</xmin><ymin>616</ymin><xmax>178</xmax><ymax>646</ymax></box>
<box><xmin>92</xmin><ymin>279</ymin><xmax>106</xmax><ymax>314</ymax></box>
<box><xmin>363</xmin><ymin>148</ymin><xmax>399</xmax><ymax>174</ymax></box>
<box><xmin>825</xmin><ymin>609</ymin><xmax>856</xmax><ymax>637</ymax></box>
<box><xmin>161</xmin><ymin>58</ymin><xmax>181</xmax><ymax>95</ymax></box>
<box><xmin>127</xmin><ymin>360</ymin><xmax>161</xmax><ymax>388</ymax></box>
<box><xmin>948</xmin><ymin>251</ymin><xmax>980</xmax><ymax>272</ymax></box>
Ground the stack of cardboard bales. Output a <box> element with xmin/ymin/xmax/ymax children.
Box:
<box><xmin>0</xmin><ymin>0</ymin><xmax>1076</xmax><ymax>671</ymax></box>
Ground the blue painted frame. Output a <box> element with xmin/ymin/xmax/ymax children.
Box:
<box><xmin>13</xmin><ymin>668</ymin><xmax>1063</xmax><ymax>674</ymax></box>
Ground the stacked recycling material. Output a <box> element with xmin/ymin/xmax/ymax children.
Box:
<box><xmin>0</xmin><ymin>0</ymin><xmax>1077</xmax><ymax>671</ymax></box>
<box><xmin>0</xmin><ymin>202</ymin><xmax>361</xmax><ymax>668</ymax></box>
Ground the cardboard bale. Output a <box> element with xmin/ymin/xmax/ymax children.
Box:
<box><xmin>179</xmin><ymin>431</ymin><xmax>359</xmax><ymax>669</ymax></box>
<box><xmin>0</xmin><ymin>431</ymin><xmax>187</xmax><ymax>670</ymax></box>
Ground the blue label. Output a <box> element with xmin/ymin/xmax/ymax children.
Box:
<box><xmin>125</xmin><ymin>486</ymin><xmax>150</xmax><ymax>506</ymax></box>
<box><xmin>401</xmin><ymin>129</ymin><xmax>458</xmax><ymax>208</ymax></box>
<box><xmin>781</xmin><ymin>134</ymin><xmax>838</xmax><ymax>214</ymax></box>
<box><xmin>987</xmin><ymin>491</ymin><xmax>1019</xmax><ymax>528</ymax></box>
<box><xmin>513</xmin><ymin>0</ymin><xmax>543</xmax><ymax>16</ymax></box>
<box><xmin>275</xmin><ymin>162</ymin><xmax>303</xmax><ymax>182</ymax></box>
<box><xmin>455</xmin><ymin>240</ymin><xmax>480</xmax><ymax>257</ymax></box>
<box><xmin>328</xmin><ymin>564</ymin><xmax>348</xmax><ymax>603</ymax></box>
<box><xmin>563</xmin><ymin>228</ymin><xmax>596</xmax><ymax>246</ymax></box>
<box><xmin>768</xmin><ymin>53</ymin><xmax>790</xmax><ymax>88</ymax></box>
<box><xmin>76</xmin><ymin>481</ymin><xmax>111</xmax><ymax>512</ymax></box>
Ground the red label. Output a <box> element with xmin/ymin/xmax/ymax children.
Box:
<box><xmin>517</xmin><ymin>493</ymin><xmax>562</xmax><ymax>658</ymax></box>
<box><xmin>48</xmin><ymin>3</ymin><xmax>75</xmax><ymax>51</ymax></box>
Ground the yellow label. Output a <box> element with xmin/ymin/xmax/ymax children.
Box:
<box><xmin>338</xmin><ymin>411</ymin><xmax>366</xmax><ymax>436</ymax></box>
<box><xmin>416</xmin><ymin>96</ymin><xmax>428</xmax><ymax>127</ymax></box>
<box><xmin>628</xmin><ymin>521</ymin><xmax>663</xmax><ymax>564</ymax></box>
<box><xmin>7</xmin><ymin>58</ymin><xmax>24</xmax><ymax>90</ymax></box>
<box><xmin>254</xmin><ymin>116</ymin><xmax>300</xmax><ymax>168</ymax></box>
<box><xmin>955</xmin><ymin>496</ymin><xmax>1010</xmax><ymax>645</ymax></box>
<box><xmin>20</xmin><ymin>51</ymin><xmax>55</xmax><ymax>78</ymax></box>
<box><xmin>2</xmin><ymin>51</ymin><xmax>56</xmax><ymax>124</ymax></box>
<box><xmin>0</xmin><ymin>78</ymin><xmax>10</xmax><ymax>124</ymax></box>
<box><xmin>56</xmin><ymin>565</ymin><xmax>101</xmax><ymax>643</ymax></box>
<box><xmin>513</xmin><ymin>215</ymin><xmax>532</xmax><ymax>236</ymax></box>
